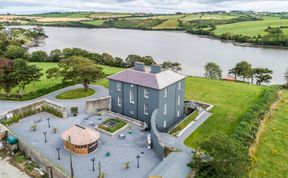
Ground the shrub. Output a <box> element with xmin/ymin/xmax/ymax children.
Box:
<box><xmin>232</xmin><ymin>86</ymin><xmax>280</xmax><ymax>148</ymax></box>
<box><xmin>71</xmin><ymin>107</ymin><xmax>78</xmax><ymax>116</ymax></box>
<box><xmin>42</xmin><ymin>106</ymin><xmax>63</xmax><ymax>118</ymax></box>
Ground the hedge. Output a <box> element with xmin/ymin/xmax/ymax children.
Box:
<box><xmin>232</xmin><ymin>86</ymin><xmax>280</xmax><ymax>148</ymax></box>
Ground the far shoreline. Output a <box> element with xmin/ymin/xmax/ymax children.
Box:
<box><xmin>11</xmin><ymin>24</ymin><xmax>288</xmax><ymax>51</ymax></box>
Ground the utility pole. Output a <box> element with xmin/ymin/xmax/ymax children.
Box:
<box><xmin>68</xmin><ymin>136</ymin><xmax>74</xmax><ymax>178</ymax></box>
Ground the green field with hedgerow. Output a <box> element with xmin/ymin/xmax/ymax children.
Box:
<box><xmin>250</xmin><ymin>90</ymin><xmax>288</xmax><ymax>178</ymax></box>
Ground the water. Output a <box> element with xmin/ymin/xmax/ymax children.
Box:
<box><xmin>29</xmin><ymin>27</ymin><xmax>288</xmax><ymax>84</ymax></box>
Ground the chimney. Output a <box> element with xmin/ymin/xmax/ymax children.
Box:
<box><xmin>151</xmin><ymin>64</ymin><xmax>162</xmax><ymax>74</ymax></box>
<box><xmin>134</xmin><ymin>61</ymin><xmax>145</xmax><ymax>71</ymax></box>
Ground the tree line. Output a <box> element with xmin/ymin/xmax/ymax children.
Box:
<box><xmin>204</xmin><ymin>61</ymin><xmax>275</xmax><ymax>85</ymax></box>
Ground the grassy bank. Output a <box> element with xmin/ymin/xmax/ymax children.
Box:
<box><xmin>184</xmin><ymin>77</ymin><xmax>266</xmax><ymax>148</ymax></box>
<box><xmin>250</xmin><ymin>90</ymin><xmax>288</xmax><ymax>177</ymax></box>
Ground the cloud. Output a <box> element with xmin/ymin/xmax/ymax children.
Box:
<box><xmin>0</xmin><ymin>0</ymin><xmax>287</xmax><ymax>14</ymax></box>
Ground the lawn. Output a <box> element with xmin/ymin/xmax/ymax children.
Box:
<box><xmin>184</xmin><ymin>77</ymin><xmax>266</xmax><ymax>148</ymax></box>
<box><xmin>98</xmin><ymin>118</ymin><xmax>127</xmax><ymax>133</ymax></box>
<box><xmin>214</xmin><ymin>17</ymin><xmax>288</xmax><ymax>36</ymax></box>
<box><xmin>250</xmin><ymin>90</ymin><xmax>288</xmax><ymax>178</ymax></box>
<box><xmin>55</xmin><ymin>88</ymin><xmax>95</xmax><ymax>99</ymax></box>
<box><xmin>0</xmin><ymin>62</ymin><xmax>124</xmax><ymax>97</ymax></box>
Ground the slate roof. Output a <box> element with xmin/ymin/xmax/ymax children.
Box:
<box><xmin>108</xmin><ymin>68</ymin><xmax>185</xmax><ymax>90</ymax></box>
<box><xmin>148</xmin><ymin>152</ymin><xmax>191</xmax><ymax>178</ymax></box>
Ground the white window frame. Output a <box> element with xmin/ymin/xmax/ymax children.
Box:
<box><xmin>177</xmin><ymin>95</ymin><xmax>181</xmax><ymax>106</ymax></box>
<box><xmin>163</xmin><ymin>103</ymin><xmax>167</xmax><ymax>115</ymax></box>
<box><xmin>117</xmin><ymin>96</ymin><xmax>121</xmax><ymax>107</ymax></box>
<box><xmin>177</xmin><ymin>110</ymin><xmax>180</xmax><ymax>117</ymax></box>
<box><xmin>164</xmin><ymin>88</ymin><xmax>168</xmax><ymax>98</ymax></box>
<box><xmin>144</xmin><ymin>88</ymin><xmax>149</xmax><ymax>98</ymax></box>
<box><xmin>144</xmin><ymin>103</ymin><xmax>149</xmax><ymax>115</ymax></box>
<box><xmin>163</xmin><ymin>120</ymin><xmax>167</xmax><ymax>128</ymax></box>
<box><xmin>117</xmin><ymin>82</ymin><xmax>121</xmax><ymax>91</ymax></box>
<box><xmin>178</xmin><ymin>82</ymin><xmax>181</xmax><ymax>90</ymax></box>
<box><xmin>129</xmin><ymin>90</ymin><xmax>135</xmax><ymax>104</ymax></box>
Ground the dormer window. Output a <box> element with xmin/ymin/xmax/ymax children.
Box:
<box><xmin>144</xmin><ymin>88</ymin><xmax>149</xmax><ymax>98</ymax></box>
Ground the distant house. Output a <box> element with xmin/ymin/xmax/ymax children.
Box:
<box><xmin>108</xmin><ymin>62</ymin><xmax>185</xmax><ymax>132</ymax></box>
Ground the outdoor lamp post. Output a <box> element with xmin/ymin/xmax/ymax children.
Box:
<box><xmin>43</xmin><ymin>131</ymin><xmax>47</xmax><ymax>143</ymax></box>
<box><xmin>56</xmin><ymin>147</ymin><xmax>61</xmax><ymax>160</ymax></box>
<box><xmin>47</xmin><ymin>118</ymin><xmax>51</xmax><ymax>128</ymax></box>
<box><xmin>136</xmin><ymin>154</ymin><xmax>140</xmax><ymax>168</ymax></box>
<box><xmin>91</xmin><ymin>157</ymin><xmax>96</xmax><ymax>171</ymax></box>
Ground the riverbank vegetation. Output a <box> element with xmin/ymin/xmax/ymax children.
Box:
<box><xmin>2</xmin><ymin>11</ymin><xmax>288</xmax><ymax>47</ymax></box>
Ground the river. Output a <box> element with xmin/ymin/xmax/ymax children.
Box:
<box><xmin>28</xmin><ymin>27</ymin><xmax>288</xmax><ymax>84</ymax></box>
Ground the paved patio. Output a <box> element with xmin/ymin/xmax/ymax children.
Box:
<box><xmin>9</xmin><ymin>112</ymin><xmax>161</xmax><ymax>178</ymax></box>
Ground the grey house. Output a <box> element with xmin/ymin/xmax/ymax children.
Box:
<box><xmin>108</xmin><ymin>62</ymin><xmax>185</xmax><ymax>132</ymax></box>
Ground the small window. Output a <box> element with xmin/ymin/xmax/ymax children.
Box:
<box><xmin>129</xmin><ymin>90</ymin><xmax>135</xmax><ymax>104</ymax></box>
<box><xmin>144</xmin><ymin>103</ymin><xmax>149</xmax><ymax>115</ymax></box>
<box><xmin>144</xmin><ymin>88</ymin><xmax>149</xmax><ymax>98</ymax></box>
<box><xmin>178</xmin><ymin>82</ymin><xmax>181</xmax><ymax>90</ymax></box>
<box><xmin>163</xmin><ymin>103</ymin><xmax>167</xmax><ymax>115</ymax></box>
<box><xmin>117</xmin><ymin>83</ymin><xmax>121</xmax><ymax>91</ymax></box>
<box><xmin>177</xmin><ymin>95</ymin><xmax>181</xmax><ymax>106</ymax></box>
<box><xmin>164</xmin><ymin>88</ymin><xmax>168</xmax><ymax>98</ymax></box>
<box><xmin>163</xmin><ymin>120</ymin><xmax>167</xmax><ymax>128</ymax></box>
<box><xmin>177</xmin><ymin>110</ymin><xmax>180</xmax><ymax>117</ymax></box>
<box><xmin>117</xmin><ymin>96</ymin><xmax>121</xmax><ymax>107</ymax></box>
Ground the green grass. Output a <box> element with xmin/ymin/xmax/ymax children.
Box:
<box><xmin>88</xmin><ymin>12</ymin><xmax>132</xmax><ymax>19</ymax></box>
<box><xmin>184</xmin><ymin>77</ymin><xmax>266</xmax><ymax>148</ymax></box>
<box><xmin>250</xmin><ymin>90</ymin><xmax>288</xmax><ymax>178</ymax></box>
<box><xmin>152</xmin><ymin>15</ymin><xmax>184</xmax><ymax>29</ymax></box>
<box><xmin>181</xmin><ymin>13</ymin><xmax>237</xmax><ymax>22</ymax></box>
<box><xmin>214</xmin><ymin>17</ymin><xmax>288</xmax><ymax>36</ymax></box>
<box><xmin>81</xmin><ymin>20</ymin><xmax>105</xmax><ymax>26</ymax></box>
<box><xmin>98</xmin><ymin>118</ymin><xmax>127</xmax><ymax>133</ymax></box>
<box><xmin>169</xmin><ymin>110</ymin><xmax>199</xmax><ymax>136</ymax></box>
<box><xmin>31</xmin><ymin>12</ymin><xmax>91</xmax><ymax>18</ymax></box>
<box><xmin>0</xmin><ymin>62</ymin><xmax>124</xmax><ymax>97</ymax></box>
<box><xmin>55</xmin><ymin>88</ymin><xmax>95</xmax><ymax>99</ymax></box>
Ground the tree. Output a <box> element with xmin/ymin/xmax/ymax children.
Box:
<box><xmin>102</xmin><ymin>53</ymin><xmax>114</xmax><ymax>66</ymax></box>
<box><xmin>229</xmin><ymin>61</ymin><xmax>252</xmax><ymax>81</ymax></box>
<box><xmin>5</xmin><ymin>45</ymin><xmax>28</xmax><ymax>59</ymax></box>
<box><xmin>48</xmin><ymin>56</ymin><xmax>104</xmax><ymax>90</ymax></box>
<box><xmin>190</xmin><ymin>134</ymin><xmax>251</xmax><ymax>178</ymax></box>
<box><xmin>142</xmin><ymin>56</ymin><xmax>156</xmax><ymax>66</ymax></box>
<box><xmin>253</xmin><ymin>68</ymin><xmax>273</xmax><ymax>85</ymax></box>
<box><xmin>162</xmin><ymin>61</ymin><xmax>182</xmax><ymax>72</ymax></box>
<box><xmin>30</xmin><ymin>50</ymin><xmax>48</xmax><ymax>62</ymax></box>
<box><xmin>204</xmin><ymin>62</ymin><xmax>222</xmax><ymax>79</ymax></box>
<box><xmin>13</xmin><ymin>58</ymin><xmax>42</xmax><ymax>97</ymax></box>
<box><xmin>125</xmin><ymin>54</ymin><xmax>143</xmax><ymax>67</ymax></box>
<box><xmin>0</xmin><ymin>58</ymin><xmax>17</xmax><ymax>97</ymax></box>
<box><xmin>48</xmin><ymin>49</ymin><xmax>62</xmax><ymax>62</ymax></box>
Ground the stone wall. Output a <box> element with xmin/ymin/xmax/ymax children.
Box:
<box><xmin>0</xmin><ymin>99</ymin><xmax>67</xmax><ymax>121</ymax></box>
<box><xmin>18</xmin><ymin>139</ymin><xmax>70</xmax><ymax>178</ymax></box>
<box><xmin>85</xmin><ymin>96</ymin><xmax>111</xmax><ymax>114</ymax></box>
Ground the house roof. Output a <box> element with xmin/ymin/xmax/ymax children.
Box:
<box><xmin>61</xmin><ymin>125</ymin><xmax>100</xmax><ymax>145</ymax></box>
<box><xmin>108</xmin><ymin>68</ymin><xmax>185</xmax><ymax>90</ymax></box>
<box><xmin>148</xmin><ymin>152</ymin><xmax>191</xmax><ymax>178</ymax></box>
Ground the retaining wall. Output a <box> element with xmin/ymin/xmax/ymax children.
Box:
<box><xmin>0</xmin><ymin>99</ymin><xmax>67</xmax><ymax>121</ymax></box>
<box><xmin>85</xmin><ymin>96</ymin><xmax>111</xmax><ymax>114</ymax></box>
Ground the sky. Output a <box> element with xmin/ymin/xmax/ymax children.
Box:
<box><xmin>0</xmin><ymin>0</ymin><xmax>288</xmax><ymax>14</ymax></box>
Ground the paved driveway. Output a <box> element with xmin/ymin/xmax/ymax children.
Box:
<box><xmin>0</xmin><ymin>84</ymin><xmax>109</xmax><ymax>114</ymax></box>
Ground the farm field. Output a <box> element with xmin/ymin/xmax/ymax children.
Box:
<box><xmin>181</xmin><ymin>13</ymin><xmax>236</xmax><ymax>22</ymax></box>
<box><xmin>250</xmin><ymin>90</ymin><xmax>288</xmax><ymax>178</ymax></box>
<box><xmin>214</xmin><ymin>17</ymin><xmax>288</xmax><ymax>36</ymax></box>
<box><xmin>30</xmin><ymin>12</ymin><xmax>91</xmax><ymax>18</ymax></box>
<box><xmin>184</xmin><ymin>77</ymin><xmax>266</xmax><ymax>148</ymax></box>
<box><xmin>152</xmin><ymin>15</ymin><xmax>184</xmax><ymax>29</ymax></box>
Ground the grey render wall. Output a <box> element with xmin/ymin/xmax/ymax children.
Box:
<box><xmin>157</xmin><ymin>79</ymin><xmax>185</xmax><ymax>132</ymax></box>
<box><xmin>85</xmin><ymin>96</ymin><xmax>111</xmax><ymax>114</ymax></box>
<box><xmin>109</xmin><ymin>78</ymin><xmax>185</xmax><ymax>132</ymax></box>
